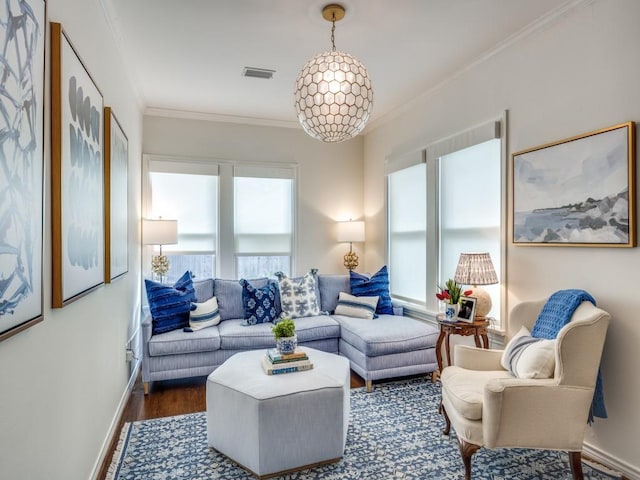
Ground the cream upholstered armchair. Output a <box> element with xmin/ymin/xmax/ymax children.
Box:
<box><xmin>440</xmin><ymin>299</ymin><xmax>610</xmax><ymax>480</ymax></box>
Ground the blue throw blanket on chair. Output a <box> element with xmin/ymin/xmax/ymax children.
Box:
<box><xmin>531</xmin><ymin>289</ymin><xmax>606</xmax><ymax>424</ymax></box>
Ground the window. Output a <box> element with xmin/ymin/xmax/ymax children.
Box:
<box><xmin>388</xmin><ymin>163</ymin><xmax>426</xmax><ymax>304</ymax></box>
<box><xmin>145</xmin><ymin>157</ymin><xmax>296</xmax><ymax>282</ymax></box>
<box><xmin>387</xmin><ymin>117</ymin><xmax>505</xmax><ymax>326</ymax></box>
<box><xmin>439</xmin><ymin>139</ymin><xmax>501</xmax><ymax>320</ymax></box>
<box><xmin>149</xmin><ymin>165</ymin><xmax>218</xmax><ymax>283</ymax></box>
<box><xmin>234</xmin><ymin>174</ymin><xmax>293</xmax><ymax>278</ymax></box>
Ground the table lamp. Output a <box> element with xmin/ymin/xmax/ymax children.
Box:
<box><xmin>336</xmin><ymin>220</ymin><xmax>365</xmax><ymax>271</ymax></box>
<box><xmin>143</xmin><ymin>218</ymin><xmax>178</xmax><ymax>283</ymax></box>
<box><xmin>453</xmin><ymin>252</ymin><xmax>498</xmax><ymax>319</ymax></box>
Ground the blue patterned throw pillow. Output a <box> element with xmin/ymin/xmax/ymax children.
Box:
<box><xmin>240</xmin><ymin>279</ymin><xmax>279</xmax><ymax>325</ymax></box>
<box><xmin>350</xmin><ymin>265</ymin><xmax>393</xmax><ymax>315</ymax></box>
<box><xmin>275</xmin><ymin>269</ymin><xmax>322</xmax><ymax>319</ymax></box>
<box><xmin>145</xmin><ymin>271</ymin><xmax>196</xmax><ymax>335</ymax></box>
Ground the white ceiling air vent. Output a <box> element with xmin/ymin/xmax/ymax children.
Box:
<box><xmin>242</xmin><ymin>67</ymin><xmax>275</xmax><ymax>79</ymax></box>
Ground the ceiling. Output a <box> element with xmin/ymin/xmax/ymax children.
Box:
<box><xmin>105</xmin><ymin>0</ymin><xmax>572</xmax><ymax>129</ymax></box>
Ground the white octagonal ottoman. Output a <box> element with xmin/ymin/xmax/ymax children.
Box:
<box><xmin>206</xmin><ymin>347</ymin><xmax>350</xmax><ymax>478</ymax></box>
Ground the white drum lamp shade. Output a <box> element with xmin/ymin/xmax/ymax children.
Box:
<box><xmin>336</xmin><ymin>220</ymin><xmax>365</xmax><ymax>243</ymax></box>
<box><xmin>143</xmin><ymin>219</ymin><xmax>178</xmax><ymax>247</ymax></box>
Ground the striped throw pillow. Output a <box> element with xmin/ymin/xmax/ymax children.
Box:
<box><xmin>334</xmin><ymin>292</ymin><xmax>379</xmax><ymax>320</ymax></box>
<box><xmin>185</xmin><ymin>297</ymin><xmax>221</xmax><ymax>332</ymax></box>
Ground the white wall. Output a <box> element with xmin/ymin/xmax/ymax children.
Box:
<box><xmin>363</xmin><ymin>0</ymin><xmax>639</xmax><ymax>477</ymax></box>
<box><xmin>143</xmin><ymin>115</ymin><xmax>364</xmax><ymax>276</ymax></box>
<box><xmin>0</xmin><ymin>1</ymin><xmax>143</xmax><ymax>479</ymax></box>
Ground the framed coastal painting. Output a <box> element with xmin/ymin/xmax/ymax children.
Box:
<box><xmin>0</xmin><ymin>0</ymin><xmax>46</xmax><ymax>341</ymax></box>
<box><xmin>513</xmin><ymin>122</ymin><xmax>636</xmax><ymax>247</ymax></box>
<box><xmin>51</xmin><ymin>23</ymin><xmax>105</xmax><ymax>307</ymax></box>
<box><xmin>104</xmin><ymin>107</ymin><xmax>128</xmax><ymax>282</ymax></box>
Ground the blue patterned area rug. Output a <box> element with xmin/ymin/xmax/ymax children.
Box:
<box><xmin>107</xmin><ymin>379</ymin><xmax>620</xmax><ymax>479</ymax></box>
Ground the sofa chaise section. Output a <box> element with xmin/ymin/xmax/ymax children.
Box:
<box><xmin>335</xmin><ymin>314</ymin><xmax>439</xmax><ymax>392</ymax></box>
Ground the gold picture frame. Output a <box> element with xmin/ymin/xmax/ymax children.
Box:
<box><xmin>51</xmin><ymin>22</ymin><xmax>105</xmax><ymax>307</ymax></box>
<box><xmin>104</xmin><ymin>107</ymin><xmax>128</xmax><ymax>282</ymax></box>
<box><xmin>512</xmin><ymin>122</ymin><xmax>636</xmax><ymax>247</ymax></box>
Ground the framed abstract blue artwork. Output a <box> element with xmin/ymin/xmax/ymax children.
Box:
<box><xmin>51</xmin><ymin>22</ymin><xmax>105</xmax><ymax>307</ymax></box>
<box><xmin>513</xmin><ymin>122</ymin><xmax>636</xmax><ymax>247</ymax></box>
<box><xmin>0</xmin><ymin>0</ymin><xmax>46</xmax><ymax>341</ymax></box>
<box><xmin>104</xmin><ymin>107</ymin><xmax>128</xmax><ymax>282</ymax></box>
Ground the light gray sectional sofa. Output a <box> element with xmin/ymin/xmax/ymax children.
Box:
<box><xmin>141</xmin><ymin>274</ymin><xmax>439</xmax><ymax>394</ymax></box>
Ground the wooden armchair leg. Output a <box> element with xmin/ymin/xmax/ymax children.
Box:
<box><xmin>569</xmin><ymin>451</ymin><xmax>584</xmax><ymax>480</ymax></box>
<box><xmin>458</xmin><ymin>439</ymin><xmax>481</xmax><ymax>480</ymax></box>
<box><xmin>441</xmin><ymin>402</ymin><xmax>451</xmax><ymax>435</ymax></box>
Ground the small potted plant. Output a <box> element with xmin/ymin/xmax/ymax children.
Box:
<box><xmin>272</xmin><ymin>318</ymin><xmax>297</xmax><ymax>354</ymax></box>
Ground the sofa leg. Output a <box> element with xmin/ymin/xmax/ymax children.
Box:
<box><xmin>366</xmin><ymin>380</ymin><xmax>373</xmax><ymax>393</ymax></box>
<box><xmin>568</xmin><ymin>451</ymin><xmax>584</xmax><ymax>480</ymax></box>
<box><xmin>458</xmin><ymin>439</ymin><xmax>480</xmax><ymax>480</ymax></box>
<box><xmin>143</xmin><ymin>382</ymin><xmax>149</xmax><ymax>396</ymax></box>
<box><xmin>441</xmin><ymin>403</ymin><xmax>451</xmax><ymax>435</ymax></box>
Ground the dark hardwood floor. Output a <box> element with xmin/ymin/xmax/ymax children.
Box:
<box><xmin>97</xmin><ymin>370</ymin><xmax>366</xmax><ymax>479</ymax></box>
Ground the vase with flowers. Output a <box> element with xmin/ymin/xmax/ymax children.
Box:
<box><xmin>436</xmin><ymin>279</ymin><xmax>472</xmax><ymax>320</ymax></box>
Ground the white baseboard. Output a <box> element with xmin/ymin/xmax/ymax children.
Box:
<box><xmin>583</xmin><ymin>441</ymin><xmax>640</xmax><ymax>480</ymax></box>
<box><xmin>89</xmin><ymin>358</ymin><xmax>141</xmax><ymax>480</ymax></box>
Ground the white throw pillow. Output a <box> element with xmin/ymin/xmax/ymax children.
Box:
<box><xmin>501</xmin><ymin>325</ymin><xmax>556</xmax><ymax>379</ymax></box>
<box><xmin>334</xmin><ymin>292</ymin><xmax>379</xmax><ymax>320</ymax></box>
<box><xmin>275</xmin><ymin>270</ymin><xmax>321</xmax><ymax>319</ymax></box>
<box><xmin>501</xmin><ymin>326</ymin><xmax>530</xmax><ymax>370</ymax></box>
<box><xmin>186</xmin><ymin>297</ymin><xmax>221</xmax><ymax>331</ymax></box>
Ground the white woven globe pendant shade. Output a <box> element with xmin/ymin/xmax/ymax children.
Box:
<box><xmin>294</xmin><ymin>50</ymin><xmax>373</xmax><ymax>143</ymax></box>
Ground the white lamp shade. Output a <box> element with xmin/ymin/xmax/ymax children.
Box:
<box><xmin>454</xmin><ymin>252</ymin><xmax>498</xmax><ymax>286</ymax></box>
<box><xmin>143</xmin><ymin>219</ymin><xmax>178</xmax><ymax>246</ymax></box>
<box><xmin>336</xmin><ymin>220</ymin><xmax>365</xmax><ymax>243</ymax></box>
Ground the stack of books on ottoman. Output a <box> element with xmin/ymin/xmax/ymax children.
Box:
<box><xmin>262</xmin><ymin>348</ymin><xmax>314</xmax><ymax>375</ymax></box>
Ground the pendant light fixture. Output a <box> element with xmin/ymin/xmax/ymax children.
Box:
<box><xmin>294</xmin><ymin>3</ymin><xmax>373</xmax><ymax>143</ymax></box>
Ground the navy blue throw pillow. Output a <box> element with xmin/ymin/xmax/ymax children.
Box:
<box><xmin>145</xmin><ymin>271</ymin><xmax>196</xmax><ymax>335</ymax></box>
<box><xmin>240</xmin><ymin>279</ymin><xmax>280</xmax><ymax>325</ymax></box>
<box><xmin>350</xmin><ymin>265</ymin><xmax>394</xmax><ymax>315</ymax></box>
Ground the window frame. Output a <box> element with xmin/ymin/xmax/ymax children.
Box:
<box><xmin>233</xmin><ymin>169</ymin><xmax>296</xmax><ymax>278</ymax></box>
<box><xmin>143</xmin><ymin>155</ymin><xmax>297</xmax><ymax>281</ymax></box>
<box><xmin>386</xmin><ymin>113</ymin><xmax>508</xmax><ymax>330</ymax></box>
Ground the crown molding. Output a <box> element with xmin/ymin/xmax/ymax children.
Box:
<box><xmin>98</xmin><ymin>0</ymin><xmax>145</xmax><ymax>109</ymax></box>
<box><xmin>144</xmin><ymin>107</ymin><xmax>301</xmax><ymax>130</ymax></box>
<box><xmin>365</xmin><ymin>0</ymin><xmax>592</xmax><ymax>134</ymax></box>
